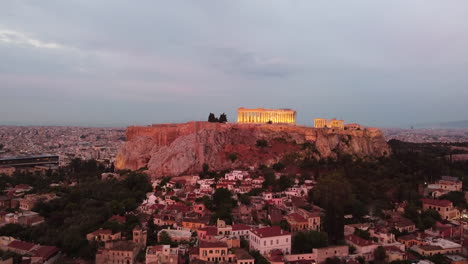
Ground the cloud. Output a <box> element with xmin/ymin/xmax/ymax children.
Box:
<box><xmin>0</xmin><ymin>29</ymin><xmax>65</xmax><ymax>49</ymax></box>
<box><xmin>212</xmin><ymin>48</ymin><xmax>296</xmax><ymax>78</ymax></box>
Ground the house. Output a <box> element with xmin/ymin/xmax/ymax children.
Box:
<box><xmin>225</xmin><ymin>171</ymin><xmax>249</xmax><ymax>181</ymax></box>
<box><xmin>198</xmin><ymin>227</ymin><xmax>219</xmax><ymax>242</ymax></box>
<box><xmin>0</xmin><ymin>196</ymin><xmax>12</xmax><ymax>209</ymax></box>
<box><xmin>397</xmin><ymin>234</ymin><xmax>425</xmax><ymax>249</ymax></box>
<box><xmin>436</xmin><ymin>176</ymin><xmax>462</xmax><ymax>192</ymax></box>
<box><xmin>86</xmin><ymin>229</ymin><xmax>121</xmax><ymax>242</ymax></box>
<box><xmin>232</xmin><ymin>224</ymin><xmax>251</xmax><ymax>240</ymax></box>
<box><xmin>133</xmin><ymin>226</ymin><xmax>147</xmax><ymax>247</ymax></box>
<box><xmin>181</xmin><ymin>218</ymin><xmax>209</xmax><ymax>231</ymax></box>
<box><xmin>421</xmin><ymin>198</ymin><xmax>460</xmax><ymax>220</ymax></box>
<box><xmin>95</xmin><ymin>241</ymin><xmax>139</xmax><ymax>264</ymax></box>
<box><xmin>19</xmin><ymin>195</ymin><xmax>39</xmax><ymax>211</ymax></box>
<box><xmin>388</xmin><ymin>217</ymin><xmax>416</xmax><ymax>233</ymax></box>
<box><xmin>249</xmin><ymin>226</ymin><xmax>291</xmax><ymax>255</ymax></box>
<box><xmin>344</xmin><ymin>234</ymin><xmax>379</xmax><ymax>261</ymax></box>
<box><xmin>146</xmin><ymin>245</ymin><xmax>178</xmax><ymax>264</ymax></box>
<box><xmin>6</xmin><ymin>240</ymin><xmax>37</xmax><ymax>255</ymax></box>
<box><xmin>197</xmin><ymin>241</ymin><xmax>235</xmax><ymax>263</ymax></box>
<box><xmin>296</xmin><ymin>208</ymin><xmax>321</xmax><ymax>231</ymax></box>
<box><xmin>411</xmin><ymin>238</ymin><xmax>462</xmax><ymax>256</ymax></box>
<box><xmin>384</xmin><ymin>245</ymin><xmax>407</xmax><ymax>262</ymax></box>
<box><xmin>314</xmin><ymin>245</ymin><xmax>349</xmax><ymax>264</ymax></box>
<box><xmin>5</xmin><ymin>240</ymin><xmax>60</xmax><ymax>264</ymax></box>
<box><xmin>233</xmin><ymin>248</ymin><xmax>254</xmax><ymax>264</ymax></box>
<box><xmin>4</xmin><ymin>211</ymin><xmax>44</xmax><ymax>226</ymax></box>
<box><xmin>30</xmin><ymin>245</ymin><xmax>61</xmax><ymax>264</ymax></box>
<box><xmin>284</xmin><ymin>213</ymin><xmax>308</xmax><ymax>232</ymax></box>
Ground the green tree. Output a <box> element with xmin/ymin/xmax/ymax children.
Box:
<box><xmin>276</xmin><ymin>175</ymin><xmax>293</xmax><ymax>191</ymax></box>
<box><xmin>208</xmin><ymin>113</ymin><xmax>217</xmax><ymax>122</ymax></box>
<box><xmin>249</xmin><ymin>250</ymin><xmax>270</xmax><ymax>264</ymax></box>
<box><xmin>227</xmin><ymin>153</ymin><xmax>238</xmax><ymax>162</ymax></box>
<box><xmin>158</xmin><ymin>231</ymin><xmax>172</xmax><ymax>245</ymax></box>
<box><xmin>373</xmin><ymin>246</ymin><xmax>387</xmax><ymax>264</ymax></box>
<box><xmin>440</xmin><ymin>191</ymin><xmax>466</xmax><ymax>207</ymax></box>
<box><xmin>272</xmin><ymin>162</ymin><xmax>285</xmax><ymax>171</ymax></box>
<box><xmin>311</xmin><ymin>172</ymin><xmax>353</xmax><ymax>244</ymax></box>
<box><xmin>325</xmin><ymin>257</ymin><xmax>341</xmax><ymax>264</ymax></box>
<box><xmin>256</xmin><ymin>139</ymin><xmax>268</xmax><ymax>148</ymax></box>
<box><xmin>292</xmin><ymin>230</ymin><xmax>328</xmax><ymax>253</ymax></box>
<box><xmin>219</xmin><ymin>113</ymin><xmax>228</xmax><ymax>123</ymax></box>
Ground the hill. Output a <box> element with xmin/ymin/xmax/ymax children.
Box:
<box><xmin>115</xmin><ymin>121</ymin><xmax>390</xmax><ymax>178</ymax></box>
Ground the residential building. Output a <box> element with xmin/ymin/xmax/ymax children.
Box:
<box><xmin>95</xmin><ymin>241</ymin><xmax>139</xmax><ymax>264</ymax></box>
<box><xmin>421</xmin><ymin>198</ymin><xmax>460</xmax><ymax>220</ymax></box>
<box><xmin>86</xmin><ymin>229</ymin><xmax>122</xmax><ymax>242</ymax></box>
<box><xmin>146</xmin><ymin>245</ymin><xmax>178</xmax><ymax>264</ymax></box>
<box><xmin>249</xmin><ymin>226</ymin><xmax>291</xmax><ymax>255</ymax></box>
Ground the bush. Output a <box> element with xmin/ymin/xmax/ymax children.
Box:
<box><xmin>256</xmin><ymin>139</ymin><xmax>268</xmax><ymax>148</ymax></box>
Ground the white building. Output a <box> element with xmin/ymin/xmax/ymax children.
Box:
<box><xmin>249</xmin><ymin>226</ymin><xmax>291</xmax><ymax>255</ymax></box>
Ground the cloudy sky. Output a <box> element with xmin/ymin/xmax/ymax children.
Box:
<box><xmin>1</xmin><ymin>1</ymin><xmax>467</xmax><ymax>127</ymax></box>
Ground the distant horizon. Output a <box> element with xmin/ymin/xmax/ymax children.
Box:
<box><xmin>1</xmin><ymin>117</ymin><xmax>468</xmax><ymax>129</ymax></box>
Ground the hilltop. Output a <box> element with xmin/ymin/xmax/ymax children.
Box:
<box><xmin>115</xmin><ymin>121</ymin><xmax>390</xmax><ymax>178</ymax></box>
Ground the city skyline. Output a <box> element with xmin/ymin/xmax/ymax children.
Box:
<box><xmin>1</xmin><ymin>1</ymin><xmax>468</xmax><ymax>127</ymax></box>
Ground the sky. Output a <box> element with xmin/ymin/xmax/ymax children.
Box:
<box><xmin>1</xmin><ymin>1</ymin><xmax>468</xmax><ymax>128</ymax></box>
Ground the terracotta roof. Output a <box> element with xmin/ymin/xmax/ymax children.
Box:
<box><xmin>251</xmin><ymin>226</ymin><xmax>289</xmax><ymax>238</ymax></box>
<box><xmin>8</xmin><ymin>240</ymin><xmax>36</xmax><ymax>251</ymax></box>
<box><xmin>233</xmin><ymin>248</ymin><xmax>254</xmax><ymax>260</ymax></box>
<box><xmin>90</xmin><ymin>228</ymin><xmax>113</xmax><ymax>235</ymax></box>
<box><xmin>421</xmin><ymin>198</ymin><xmax>452</xmax><ymax>207</ymax></box>
<box><xmin>391</xmin><ymin>217</ymin><xmax>415</xmax><ymax>227</ymax></box>
<box><xmin>232</xmin><ymin>224</ymin><xmax>251</xmax><ymax>231</ymax></box>
<box><xmin>398</xmin><ymin>234</ymin><xmax>417</xmax><ymax>241</ymax></box>
<box><xmin>198</xmin><ymin>226</ymin><xmax>218</xmax><ymax>236</ymax></box>
<box><xmin>199</xmin><ymin>241</ymin><xmax>227</xmax><ymax>248</ymax></box>
<box><xmin>109</xmin><ymin>215</ymin><xmax>126</xmax><ymax>223</ymax></box>
<box><xmin>32</xmin><ymin>246</ymin><xmax>60</xmax><ymax>259</ymax></box>
<box><xmin>286</xmin><ymin>213</ymin><xmax>307</xmax><ymax>223</ymax></box>
<box><xmin>345</xmin><ymin>234</ymin><xmax>375</xmax><ymax>247</ymax></box>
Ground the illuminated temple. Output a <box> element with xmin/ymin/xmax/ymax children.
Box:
<box><xmin>237</xmin><ymin>107</ymin><xmax>296</xmax><ymax>124</ymax></box>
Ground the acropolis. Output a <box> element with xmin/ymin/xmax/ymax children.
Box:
<box><xmin>237</xmin><ymin>107</ymin><xmax>296</xmax><ymax>124</ymax></box>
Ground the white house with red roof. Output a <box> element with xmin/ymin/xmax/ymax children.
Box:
<box><xmin>249</xmin><ymin>226</ymin><xmax>291</xmax><ymax>255</ymax></box>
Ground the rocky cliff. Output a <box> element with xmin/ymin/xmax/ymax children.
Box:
<box><xmin>115</xmin><ymin>122</ymin><xmax>390</xmax><ymax>178</ymax></box>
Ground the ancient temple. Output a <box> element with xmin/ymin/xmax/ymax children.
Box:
<box><xmin>237</xmin><ymin>107</ymin><xmax>296</xmax><ymax>124</ymax></box>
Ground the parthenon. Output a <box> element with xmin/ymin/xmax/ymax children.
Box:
<box><xmin>237</xmin><ymin>107</ymin><xmax>296</xmax><ymax>124</ymax></box>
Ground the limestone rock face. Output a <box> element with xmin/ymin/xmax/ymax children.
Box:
<box><xmin>115</xmin><ymin>122</ymin><xmax>390</xmax><ymax>178</ymax></box>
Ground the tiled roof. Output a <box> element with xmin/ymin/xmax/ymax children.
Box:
<box><xmin>8</xmin><ymin>240</ymin><xmax>36</xmax><ymax>251</ymax></box>
<box><xmin>199</xmin><ymin>241</ymin><xmax>227</xmax><ymax>248</ymax></box>
<box><xmin>286</xmin><ymin>213</ymin><xmax>307</xmax><ymax>223</ymax></box>
<box><xmin>421</xmin><ymin>198</ymin><xmax>452</xmax><ymax>207</ymax></box>
<box><xmin>109</xmin><ymin>215</ymin><xmax>126</xmax><ymax>223</ymax></box>
<box><xmin>32</xmin><ymin>246</ymin><xmax>60</xmax><ymax>259</ymax></box>
<box><xmin>232</xmin><ymin>224</ymin><xmax>251</xmax><ymax>231</ymax></box>
<box><xmin>198</xmin><ymin>226</ymin><xmax>218</xmax><ymax>236</ymax></box>
<box><xmin>345</xmin><ymin>234</ymin><xmax>375</xmax><ymax>247</ymax></box>
<box><xmin>251</xmin><ymin>226</ymin><xmax>289</xmax><ymax>238</ymax></box>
